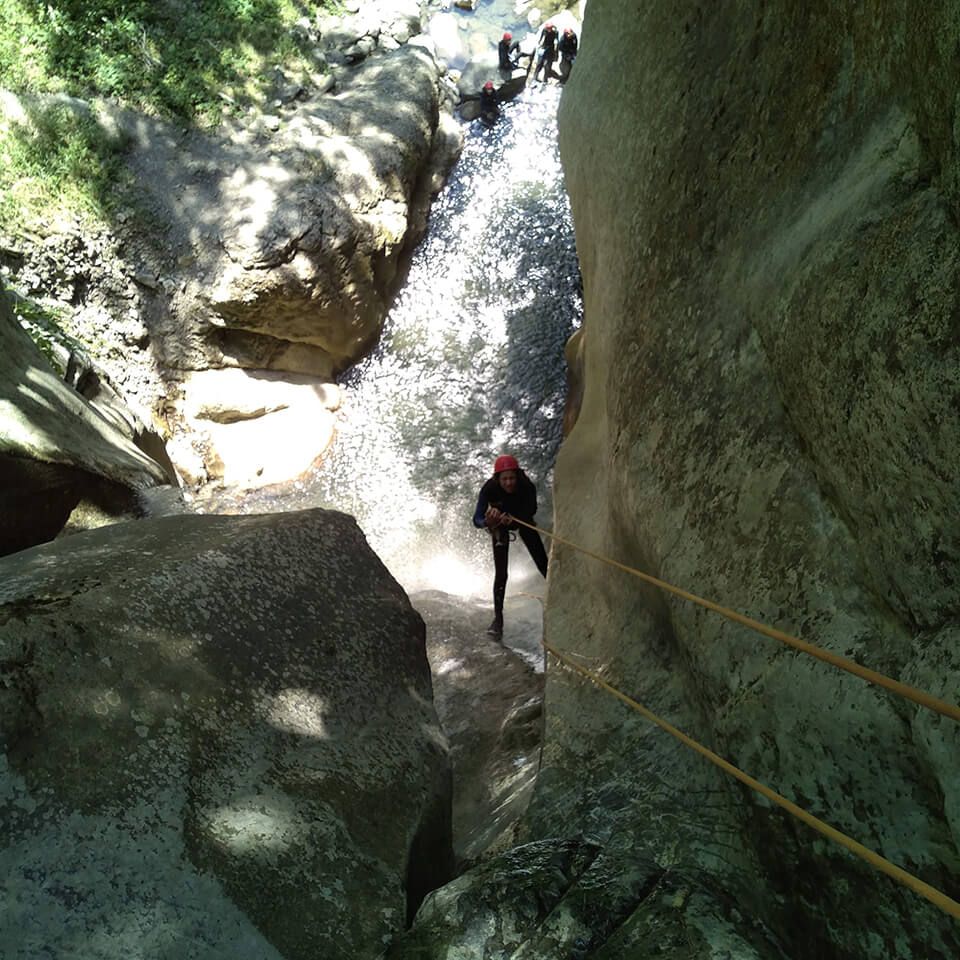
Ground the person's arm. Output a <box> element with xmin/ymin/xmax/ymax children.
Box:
<box><xmin>473</xmin><ymin>487</ymin><xmax>490</xmax><ymax>527</ymax></box>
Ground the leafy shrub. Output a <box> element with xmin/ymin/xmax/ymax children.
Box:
<box><xmin>4</xmin><ymin>287</ymin><xmax>83</xmax><ymax>375</ymax></box>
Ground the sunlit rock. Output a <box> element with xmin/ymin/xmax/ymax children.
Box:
<box><xmin>0</xmin><ymin>509</ymin><xmax>452</xmax><ymax>959</ymax></box>
<box><xmin>196</xmin><ymin>43</ymin><xmax>459</xmax><ymax>379</ymax></box>
<box><xmin>177</xmin><ymin>368</ymin><xmax>340</xmax><ymax>489</ymax></box>
<box><xmin>0</xmin><ymin>283</ymin><xmax>170</xmax><ymax>556</ymax></box>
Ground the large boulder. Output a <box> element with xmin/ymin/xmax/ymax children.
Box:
<box><xmin>100</xmin><ymin>40</ymin><xmax>461</xmax><ymax>385</ymax></box>
<box><xmin>524</xmin><ymin>2</ymin><xmax>959</xmax><ymax>959</ymax></box>
<box><xmin>0</xmin><ymin>17</ymin><xmax>463</xmax><ymax>488</ymax></box>
<box><xmin>177</xmin><ymin>367</ymin><xmax>341</xmax><ymax>488</ymax></box>
<box><xmin>0</xmin><ymin>283</ymin><xmax>171</xmax><ymax>555</ymax></box>
<box><xmin>0</xmin><ymin>509</ymin><xmax>453</xmax><ymax>959</ymax></box>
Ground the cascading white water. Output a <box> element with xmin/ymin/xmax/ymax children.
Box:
<box><xmin>225</xmin><ymin>83</ymin><xmax>582</xmax><ymax>596</ymax></box>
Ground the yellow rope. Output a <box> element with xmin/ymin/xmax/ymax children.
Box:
<box><xmin>544</xmin><ymin>640</ymin><xmax>960</xmax><ymax>920</ymax></box>
<box><xmin>512</xmin><ymin>518</ymin><xmax>960</xmax><ymax>724</ymax></box>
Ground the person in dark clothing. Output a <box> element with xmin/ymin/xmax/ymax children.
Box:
<box><xmin>533</xmin><ymin>22</ymin><xmax>559</xmax><ymax>82</ymax></box>
<box><xmin>558</xmin><ymin>27</ymin><xmax>578</xmax><ymax>82</ymax></box>
<box><xmin>479</xmin><ymin>80</ymin><xmax>500</xmax><ymax>125</ymax></box>
<box><xmin>473</xmin><ymin>454</ymin><xmax>549</xmax><ymax>638</ymax></box>
<box><xmin>498</xmin><ymin>31</ymin><xmax>521</xmax><ymax>71</ymax></box>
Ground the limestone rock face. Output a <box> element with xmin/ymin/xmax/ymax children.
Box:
<box><xmin>0</xmin><ymin>509</ymin><xmax>452</xmax><ymax>960</ymax></box>
<box><xmin>178</xmin><ymin>368</ymin><xmax>341</xmax><ymax>488</ymax></box>
<box><xmin>389</xmin><ymin>839</ymin><xmax>783</xmax><ymax>960</ymax></box>
<box><xmin>201</xmin><ymin>45</ymin><xmax>454</xmax><ymax>376</ymax></box>
<box><xmin>0</xmin><ymin>284</ymin><xmax>170</xmax><ymax>555</ymax></box>
<box><xmin>107</xmin><ymin>41</ymin><xmax>460</xmax><ymax>384</ymax></box>
<box><xmin>524</xmin><ymin>3</ymin><xmax>960</xmax><ymax>959</ymax></box>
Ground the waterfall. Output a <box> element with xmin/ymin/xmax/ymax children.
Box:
<box><xmin>220</xmin><ymin>85</ymin><xmax>582</xmax><ymax>595</ymax></box>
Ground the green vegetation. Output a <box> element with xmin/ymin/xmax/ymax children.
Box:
<box><xmin>0</xmin><ymin>0</ymin><xmax>336</xmax><ymax>121</ymax></box>
<box><xmin>0</xmin><ymin>0</ymin><xmax>339</xmax><ymax>233</ymax></box>
<box><xmin>0</xmin><ymin>101</ymin><xmax>132</xmax><ymax>228</ymax></box>
<box><xmin>4</xmin><ymin>288</ymin><xmax>83</xmax><ymax>375</ymax></box>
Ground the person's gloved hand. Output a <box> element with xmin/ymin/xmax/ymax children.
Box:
<box><xmin>485</xmin><ymin>506</ymin><xmax>503</xmax><ymax>527</ymax></box>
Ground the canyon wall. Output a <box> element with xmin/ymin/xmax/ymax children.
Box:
<box><xmin>533</xmin><ymin>2</ymin><xmax>959</xmax><ymax>957</ymax></box>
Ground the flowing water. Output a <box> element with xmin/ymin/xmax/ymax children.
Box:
<box><xmin>212</xmin><ymin>68</ymin><xmax>582</xmax><ymax>599</ymax></box>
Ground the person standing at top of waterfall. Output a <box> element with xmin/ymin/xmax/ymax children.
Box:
<box><xmin>533</xmin><ymin>22</ymin><xmax>560</xmax><ymax>82</ymax></box>
<box><xmin>472</xmin><ymin>455</ymin><xmax>549</xmax><ymax>639</ymax></box>
<box><xmin>558</xmin><ymin>27</ymin><xmax>578</xmax><ymax>82</ymax></box>
<box><xmin>499</xmin><ymin>31</ymin><xmax>521</xmax><ymax>71</ymax></box>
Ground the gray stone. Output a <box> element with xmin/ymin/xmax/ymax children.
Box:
<box><xmin>0</xmin><ymin>509</ymin><xmax>453</xmax><ymax>959</ymax></box>
<box><xmin>414</xmin><ymin>590</ymin><xmax>543</xmax><ymax>864</ymax></box>
<box><xmin>344</xmin><ymin>35</ymin><xmax>378</xmax><ymax>63</ymax></box>
<box><xmin>0</xmin><ymin>282</ymin><xmax>170</xmax><ymax>555</ymax></box>
<box><xmin>532</xmin><ymin>2</ymin><xmax>960</xmax><ymax>959</ymax></box>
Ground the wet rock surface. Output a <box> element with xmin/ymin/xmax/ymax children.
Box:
<box><xmin>389</xmin><ymin>839</ymin><xmax>784</xmax><ymax>960</ymax></box>
<box><xmin>414</xmin><ymin>589</ymin><xmax>544</xmax><ymax>866</ymax></box>
<box><xmin>0</xmin><ymin>509</ymin><xmax>452</xmax><ymax>960</ymax></box>
<box><xmin>532</xmin><ymin>3</ymin><xmax>960</xmax><ymax>959</ymax></box>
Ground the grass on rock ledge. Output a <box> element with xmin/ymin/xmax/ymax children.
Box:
<box><xmin>0</xmin><ymin>0</ymin><xmax>339</xmax><ymax>234</ymax></box>
<box><xmin>0</xmin><ymin>0</ymin><xmax>338</xmax><ymax>121</ymax></box>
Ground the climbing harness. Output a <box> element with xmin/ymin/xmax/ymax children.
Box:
<box><xmin>503</xmin><ymin>516</ymin><xmax>960</xmax><ymax>919</ymax></box>
<box><xmin>511</xmin><ymin>518</ymin><xmax>960</xmax><ymax>724</ymax></box>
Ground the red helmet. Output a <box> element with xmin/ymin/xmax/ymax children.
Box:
<box><xmin>502</xmin><ymin>32</ymin><xmax>512</xmax><ymax>40</ymax></box>
<box><xmin>483</xmin><ymin>80</ymin><xmax>494</xmax><ymax>90</ymax></box>
<box><xmin>563</xmin><ymin>28</ymin><xmax>573</xmax><ymax>35</ymax></box>
<box><xmin>494</xmin><ymin>455</ymin><xmax>519</xmax><ymax>473</ymax></box>
<box><xmin>545</xmin><ymin>22</ymin><xmax>555</xmax><ymax>30</ymax></box>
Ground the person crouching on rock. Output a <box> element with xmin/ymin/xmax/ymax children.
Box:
<box><xmin>499</xmin><ymin>31</ymin><xmax>521</xmax><ymax>71</ymax></box>
<box><xmin>479</xmin><ymin>80</ymin><xmax>500</xmax><ymax>125</ymax></box>
<box><xmin>473</xmin><ymin>455</ymin><xmax>549</xmax><ymax>638</ymax></box>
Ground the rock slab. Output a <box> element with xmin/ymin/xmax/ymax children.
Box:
<box><xmin>0</xmin><ymin>509</ymin><xmax>453</xmax><ymax>959</ymax></box>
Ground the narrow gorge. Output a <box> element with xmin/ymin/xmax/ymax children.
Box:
<box><xmin>1</xmin><ymin>2</ymin><xmax>957</xmax><ymax>959</ymax></box>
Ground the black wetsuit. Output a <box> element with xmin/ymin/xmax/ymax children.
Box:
<box><xmin>473</xmin><ymin>471</ymin><xmax>549</xmax><ymax>627</ymax></box>
<box><xmin>535</xmin><ymin>26</ymin><xmax>559</xmax><ymax>80</ymax></box>
<box><xmin>479</xmin><ymin>86</ymin><xmax>499</xmax><ymax>123</ymax></box>
<box><xmin>558</xmin><ymin>31</ymin><xmax>578</xmax><ymax>81</ymax></box>
<box><xmin>498</xmin><ymin>37</ymin><xmax>520</xmax><ymax>70</ymax></box>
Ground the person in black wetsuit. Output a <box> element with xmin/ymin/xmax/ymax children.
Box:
<box><xmin>558</xmin><ymin>27</ymin><xmax>578</xmax><ymax>83</ymax></box>
<box><xmin>473</xmin><ymin>454</ymin><xmax>549</xmax><ymax>638</ymax></box>
<box><xmin>533</xmin><ymin>22</ymin><xmax>559</xmax><ymax>82</ymax></box>
<box><xmin>498</xmin><ymin>31</ymin><xmax>521</xmax><ymax>71</ymax></box>
<box><xmin>479</xmin><ymin>80</ymin><xmax>500</xmax><ymax>125</ymax></box>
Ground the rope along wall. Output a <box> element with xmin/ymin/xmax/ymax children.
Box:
<box><xmin>544</xmin><ymin>641</ymin><xmax>960</xmax><ymax>920</ymax></box>
<box><xmin>512</xmin><ymin>519</ymin><xmax>960</xmax><ymax>724</ymax></box>
<box><xmin>506</xmin><ymin>517</ymin><xmax>960</xmax><ymax>918</ymax></box>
